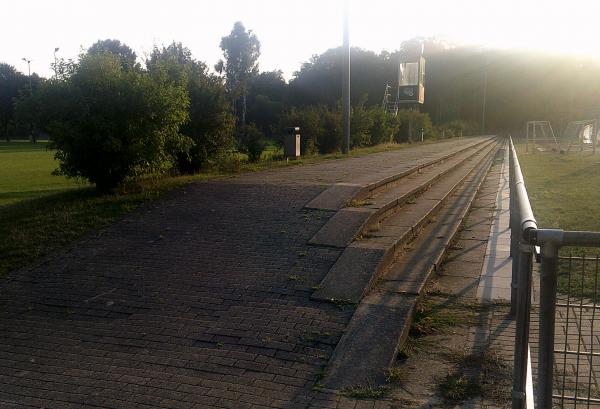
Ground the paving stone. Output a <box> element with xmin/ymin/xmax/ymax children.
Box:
<box><xmin>312</xmin><ymin>245</ymin><xmax>386</xmax><ymax>303</ymax></box>
<box><xmin>0</xmin><ymin>137</ymin><xmax>494</xmax><ymax>408</ymax></box>
<box><xmin>306</xmin><ymin>184</ymin><xmax>364</xmax><ymax>211</ymax></box>
<box><xmin>309</xmin><ymin>207</ymin><xmax>374</xmax><ymax>248</ymax></box>
<box><xmin>323</xmin><ymin>292</ymin><xmax>416</xmax><ymax>389</ymax></box>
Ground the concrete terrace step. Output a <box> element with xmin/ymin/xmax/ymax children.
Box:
<box><xmin>305</xmin><ymin>137</ymin><xmax>493</xmax><ymax>211</ymax></box>
<box><xmin>308</xmin><ymin>138</ymin><xmax>496</xmax><ymax>248</ymax></box>
<box><xmin>321</xmin><ymin>141</ymin><xmax>502</xmax><ymax>389</ymax></box>
<box><xmin>311</xmin><ymin>141</ymin><xmax>498</xmax><ymax>304</ymax></box>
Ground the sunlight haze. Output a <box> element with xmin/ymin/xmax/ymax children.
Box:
<box><xmin>3</xmin><ymin>0</ymin><xmax>600</xmax><ymax>79</ymax></box>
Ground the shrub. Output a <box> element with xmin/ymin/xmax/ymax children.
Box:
<box><xmin>317</xmin><ymin>108</ymin><xmax>343</xmax><ymax>154</ymax></box>
<box><xmin>280</xmin><ymin>105</ymin><xmax>342</xmax><ymax>154</ymax></box>
<box><xmin>280</xmin><ymin>106</ymin><xmax>322</xmax><ymax>155</ymax></box>
<box><xmin>239</xmin><ymin>123</ymin><xmax>267</xmax><ymax>162</ymax></box>
<box><xmin>395</xmin><ymin>110</ymin><xmax>436</xmax><ymax>143</ymax></box>
<box><xmin>369</xmin><ymin>107</ymin><xmax>401</xmax><ymax>145</ymax></box>
<box><xmin>350</xmin><ymin>104</ymin><xmax>373</xmax><ymax>148</ymax></box>
<box><xmin>147</xmin><ymin>42</ymin><xmax>236</xmax><ymax>174</ymax></box>
<box><xmin>17</xmin><ymin>53</ymin><xmax>190</xmax><ymax>191</ymax></box>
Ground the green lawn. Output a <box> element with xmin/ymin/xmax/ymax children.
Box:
<box><xmin>0</xmin><ymin>142</ymin><xmax>84</xmax><ymax>206</ymax></box>
<box><xmin>517</xmin><ymin>146</ymin><xmax>600</xmax><ymax>297</ymax></box>
<box><xmin>517</xmin><ymin>147</ymin><xmax>600</xmax><ymax>232</ymax></box>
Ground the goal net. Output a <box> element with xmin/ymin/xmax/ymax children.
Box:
<box><xmin>561</xmin><ymin>120</ymin><xmax>598</xmax><ymax>152</ymax></box>
<box><xmin>526</xmin><ymin>121</ymin><xmax>559</xmax><ymax>153</ymax></box>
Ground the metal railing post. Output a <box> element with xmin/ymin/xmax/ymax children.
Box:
<box><xmin>512</xmin><ymin>242</ymin><xmax>533</xmax><ymax>409</ymax></box>
<box><xmin>509</xmin><ymin>138</ymin><xmax>519</xmax><ymax>315</ymax></box>
<box><xmin>537</xmin><ymin>237</ymin><xmax>561</xmax><ymax>409</ymax></box>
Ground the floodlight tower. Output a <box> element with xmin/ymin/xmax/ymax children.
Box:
<box><xmin>21</xmin><ymin>58</ymin><xmax>32</xmax><ymax>94</ymax></box>
<box><xmin>54</xmin><ymin>47</ymin><xmax>60</xmax><ymax>78</ymax></box>
<box><xmin>342</xmin><ymin>0</ymin><xmax>350</xmax><ymax>154</ymax></box>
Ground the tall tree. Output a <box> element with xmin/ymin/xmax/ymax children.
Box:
<box><xmin>87</xmin><ymin>39</ymin><xmax>138</xmax><ymax>70</ymax></box>
<box><xmin>216</xmin><ymin>21</ymin><xmax>261</xmax><ymax>126</ymax></box>
<box><xmin>147</xmin><ymin>42</ymin><xmax>235</xmax><ymax>173</ymax></box>
<box><xmin>246</xmin><ymin>70</ymin><xmax>286</xmax><ymax>136</ymax></box>
<box><xmin>0</xmin><ymin>63</ymin><xmax>28</xmax><ymax>141</ymax></box>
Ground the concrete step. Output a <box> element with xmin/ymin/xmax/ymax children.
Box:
<box><xmin>305</xmin><ymin>137</ymin><xmax>493</xmax><ymax>211</ymax></box>
<box><xmin>311</xmin><ymin>141</ymin><xmax>498</xmax><ymax>304</ymax></box>
<box><xmin>321</xmin><ymin>141</ymin><xmax>501</xmax><ymax>389</ymax></box>
<box><xmin>308</xmin><ymin>138</ymin><xmax>497</xmax><ymax>248</ymax></box>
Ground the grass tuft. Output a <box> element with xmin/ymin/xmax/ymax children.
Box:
<box><xmin>439</xmin><ymin>371</ymin><xmax>481</xmax><ymax>401</ymax></box>
<box><xmin>342</xmin><ymin>384</ymin><xmax>390</xmax><ymax>399</ymax></box>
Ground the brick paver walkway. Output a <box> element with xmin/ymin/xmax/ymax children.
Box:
<box><xmin>0</xmin><ymin>139</ymin><xmax>485</xmax><ymax>409</ymax></box>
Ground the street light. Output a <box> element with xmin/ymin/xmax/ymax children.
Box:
<box><xmin>21</xmin><ymin>57</ymin><xmax>34</xmax><ymax>143</ymax></box>
<box><xmin>54</xmin><ymin>47</ymin><xmax>60</xmax><ymax>78</ymax></box>
<box><xmin>21</xmin><ymin>57</ymin><xmax>32</xmax><ymax>94</ymax></box>
<box><xmin>342</xmin><ymin>0</ymin><xmax>350</xmax><ymax>154</ymax></box>
<box><xmin>481</xmin><ymin>54</ymin><xmax>490</xmax><ymax>135</ymax></box>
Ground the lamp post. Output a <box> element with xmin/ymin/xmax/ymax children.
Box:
<box><xmin>480</xmin><ymin>47</ymin><xmax>490</xmax><ymax>135</ymax></box>
<box><xmin>342</xmin><ymin>0</ymin><xmax>350</xmax><ymax>154</ymax></box>
<box><xmin>21</xmin><ymin>58</ymin><xmax>32</xmax><ymax>95</ymax></box>
<box><xmin>482</xmin><ymin>69</ymin><xmax>487</xmax><ymax>134</ymax></box>
<box><xmin>53</xmin><ymin>47</ymin><xmax>60</xmax><ymax>78</ymax></box>
<box><xmin>21</xmin><ymin>58</ymin><xmax>34</xmax><ymax>143</ymax></box>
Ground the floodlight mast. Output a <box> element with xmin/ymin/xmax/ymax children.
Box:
<box><xmin>342</xmin><ymin>0</ymin><xmax>350</xmax><ymax>154</ymax></box>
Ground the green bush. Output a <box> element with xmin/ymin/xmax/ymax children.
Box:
<box><xmin>147</xmin><ymin>42</ymin><xmax>236</xmax><ymax>174</ymax></box>
<box><xmin>395</xmin><ymin>110</ymin><xmax>436</xmax><ymax>143</ymax></box>
<box><xmin>16</xmin><ymin>53</ymin><xmax>190</xmax><ymax>191</ymax></box>
<box><xmin>350</xmin><ymin>104</ymin><xmax>373</xmax><ymax>148</ymax></box>
<box><xmin>318</xmin><ymin>108</ymin><xmax>343</xmax><ymax>154</ymax></box>
<box><xmin>239</xmin><ymin>123</ymin><xmax>267</xmax><ymax>162</ymax></box>
<box><xmin>369</xmin><ymin>107</ymin><xmax>401</xmax><ymax>145</ymax></box>
<box><xmin>280</xmin><ymin>106</ymin><xmax>321</xmax><ymax>155</ymax></box>
<box><xmin>280</xmin><ymin>105</ymin><xmax>343</xmax><ymax>154</ymax></box>
<box><xmin>437</xmin><ymin>120</ymin><xmax>480</xmax><ymax>138</ymax></box>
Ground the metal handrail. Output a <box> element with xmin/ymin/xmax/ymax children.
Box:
<box><xmin>510</xmin><ymin>137</ymin><xmax>536</xmax><ymax>409</ymax></box>
<box><xmin>509</xmin><ymin>136</ymin><xmax>600</xmax><ymax>409</ymax></box>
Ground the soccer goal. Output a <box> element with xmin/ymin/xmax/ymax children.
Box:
<box><xmin>525</xmin><ymin>121</ymin><xmax>559</xmax><ymax>153</ymax></box>
<box><xmin>561</xmin><ymin>119</ymin><xmax>598</xmax><ymax>153</ymax></box>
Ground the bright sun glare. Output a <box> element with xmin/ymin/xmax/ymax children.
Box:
<box><xmin>3</xmin><ymin>0</ymin><xmax>600</xmax><ymax>79</ymax></box>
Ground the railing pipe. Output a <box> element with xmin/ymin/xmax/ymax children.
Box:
<box><xmin>512</xmin><ymin>242</ymin><xmax>533</xmax><ymax>409</ymax></box>
<box><xmin>509</xmin><ymin>139</ymin><xmax>518</xmax><ymax>315</ymax></box>
<box><xmin>510</xmin><ymin>137</ymin><xmax>537</xmax><ymax>409</ymax></box>
<box><xmin>537</xmin><ymin>241</ymin><xmax>560</xmax><ymax>409</ymax></box>
<box><xmin>509</xmin><ymin>136</ymin><xmax>600</xmax><ymax>409</ymax></box>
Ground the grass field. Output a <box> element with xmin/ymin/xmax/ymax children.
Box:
<box><xmin>518</xmin><ymin>147</ymin><xmax>600</xmax><ymax>232</ymax></box>
<box><xmin>0</xmin><ymin>142</ymin><xmax>84</xmax><ymax>206</ymax></box>
<box><xmin>517</xmin><ymin>147</ymin><xmax>600</xmax><ymax>297</ymax></box>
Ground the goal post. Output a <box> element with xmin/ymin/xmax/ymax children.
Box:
<box><xmin>561</xmin><ymin>119</ymin><xmax>598</xmax><ymax>154</ymax></box>
<box><xmin>525</xmin><ymin>121</ymin><xmax>559</xmax><ymax>153</ymax></box>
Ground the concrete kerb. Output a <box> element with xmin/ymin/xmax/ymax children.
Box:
<box><xmin>318</xmin><ymin>142</ymin><xmax>501</xmax><ymax>389</ymax></box>
<box><xmin>308</xmin><ymin>139</ymin><xmax>498</xmax><ymax>250</ymax></box>
<box><xmin>305</xmin><ymin>137</ymin><xmax>494</xmax><ymax>212</ymax></box>
<box><xmin>311</xmin><ymin>141</ymin><xmax>499</xmax><ymax>304</ymax></box>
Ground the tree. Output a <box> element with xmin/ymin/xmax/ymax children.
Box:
<box><xmin>147</xmin><ymin>42</ymin><xmax>235</xmax><ymax>173</ymax></box>
<box><xmin>288</xmin><ymin>47</ymin><xmax>394</xmax><ymax>108</ymax></box>
<box><xmin>0</xmin><ymin>63</ymin><xmax>28</xmax><ymax>141</ymax></box>
<box><xmin>249</xmin><ymin>70</ymin><xmax>286</xmax><ymax>102</ymax></box>
<box><xmin>16</xmin><ymin>53</ymin><xmax>190</xmax><ymax>191</ymax></box>
<box><xmin>216</xmin><ymin>21</ymin><xmax>261</xmax><ymax>126</ymax></box>
<box><xmin>246</xmin><ymin>70</ymin><xmax>286</xmax><ymax>137</ymax></box>
<box><xmin>87</xmin><ymin>39</ymin><xmax>138</xmax><ymax>70</ymax></box>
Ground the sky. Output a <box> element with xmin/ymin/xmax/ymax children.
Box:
<box><xmin>3</xmin><ymin>0</ymin><xmax>600</xmax><ymax>80</ymax></box>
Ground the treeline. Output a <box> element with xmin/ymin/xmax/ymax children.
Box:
<box><xmin>3</xmin><ymin>23</ymin><xmax>598</xmax><ymax>190</ymax></box>
<box><xmin>285</xmin><ymin>38</ymin><xmax>600</xmax><ymax>132</ymax></box>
